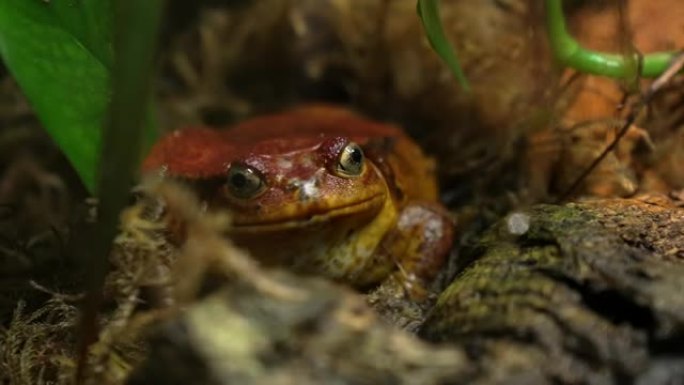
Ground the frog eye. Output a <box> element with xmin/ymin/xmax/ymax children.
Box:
<box><xmin>336</xmin><ymin>142</ymin><xmax>364</xmax><ymax>177</ymax></box>
<box><xmin>226</xmin><ymin>164</ymin><xmax>265</xmax><ymax>199</ymax></box>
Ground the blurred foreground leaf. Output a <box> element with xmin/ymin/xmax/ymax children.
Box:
<box><xmin>0</xmin><ymin>0</ymin><xmax>165</xmax><ymax>375</ymax></box>
<box><xmin>0</xmin><ymin>0</ymin><xmax>114</xmax><ymax>192</ymax></box>
<box><xmin>417</xmin><ymin>0</ymin><xmax>470</xmax><ymax>91</ymax></box>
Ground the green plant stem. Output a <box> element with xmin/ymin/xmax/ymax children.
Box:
<box><xmin>76</xmin><ymin>0</ymin><xmax>163</xmax><ymax>380</ymax></box>
<box><xmin>546</xmin><ymin>0</ymin><xmax>677</xmax><ymax>78</ymax></box>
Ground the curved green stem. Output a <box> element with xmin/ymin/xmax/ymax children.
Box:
<box><xmin>546</xmin><ymin>0</ymin><xmax>677</xmax><ymax>78</ymax></box>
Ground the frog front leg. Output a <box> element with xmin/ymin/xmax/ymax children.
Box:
<box><xmin>378</xmin><ymin>202</ymin><xmax>455</xmax><ymax>298</ymax></box>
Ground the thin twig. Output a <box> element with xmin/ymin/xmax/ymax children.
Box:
<box><xmin>558</xmin><ymin>52</ymin><xmax>684</xmax><ymax>202</ymax></box>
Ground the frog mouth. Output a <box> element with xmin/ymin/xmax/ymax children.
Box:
<box><xmin>229</xmin><ymin>193</ymin><xmax>385</xmax><ymax>233</ymax></box>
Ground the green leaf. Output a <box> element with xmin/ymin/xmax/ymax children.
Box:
<box><xmin>0</xmin><ymin>0</ymin><xmax>113</xmax><ymax>193</ymax></box>
<box><xmin>417</xmin><ymin>0</ymin><xmax>470</xmax><ymax>91</ymax></box>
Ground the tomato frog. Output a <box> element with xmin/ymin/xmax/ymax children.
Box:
<box><xmin>142</xmin><ymin>105</ymin><xmax>454</xmax><ymax>296</ymax></box>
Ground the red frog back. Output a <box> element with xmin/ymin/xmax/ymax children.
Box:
<box><xmin>142</xmin><ymin>104</ymin><xmax>438</xmax><ymax>203</ymax></box>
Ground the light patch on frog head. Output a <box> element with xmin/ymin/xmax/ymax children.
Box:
<box><xmin>276</xmin><ymin>158</ymin><xmax>293</xmax><ymax>170</ymax></box>
<box><xmin>274</xmin><ymin>158</ymin><xmax>294</xmax><ymax>183</ymax></box>
<box><xmin>298</xmin><ymin>154</ymin><xmax>316</xmax><ymax>169</ymax></box>
<box><xmin>300</xmin><ymin>178</ymin><xmax>318</xmax><ymax>200</ymax></box>
<box><xmin>289</xmin><ymin>169</ymin><xmax>324</xmax><ymax>202</ymax></box>
<box><xmin>274</xmin><ymin>173</ymin><xmax>284</xmax><ymax>184</ymax></box>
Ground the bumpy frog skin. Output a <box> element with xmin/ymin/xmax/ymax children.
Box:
<box><xmin>142</xmin><ymin>105</ymin><xmax>453</xmax><ymax>291</ymax></box>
